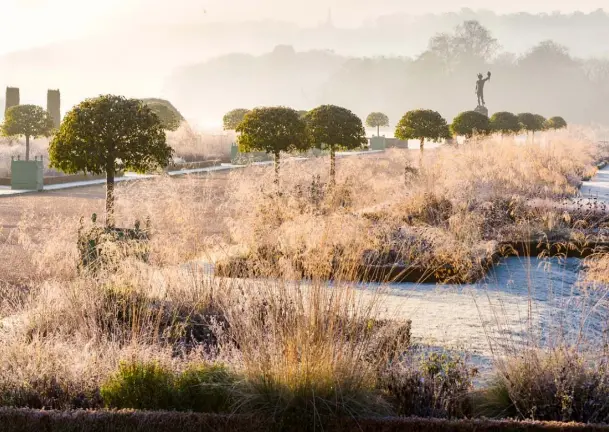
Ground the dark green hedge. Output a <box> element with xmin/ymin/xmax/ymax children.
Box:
<box><xmin>1</xmin><ymin>409</ymin><xmax>609</xmax><ymax>432</ymax></box>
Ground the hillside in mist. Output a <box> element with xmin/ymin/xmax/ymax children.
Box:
<box><xmin>1</xmin><ymin>9</ymin><xmax>609</xmax><ymax>126</ymax></box>
<box><xmin>166</xmin><ymin>20</ymin><xmax>609</xmax><ymax>127</ymax></box>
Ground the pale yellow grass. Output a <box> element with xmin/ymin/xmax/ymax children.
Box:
<box><xmin>0</xmin><ymin>130</ymin><xmax>604</xmax><ymax>413</ymax></box>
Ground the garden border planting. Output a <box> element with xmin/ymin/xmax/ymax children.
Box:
<box><xmin>214</xmin><ymin>238</ymin><xmax>608</xmax><ymax>285</ymax></box>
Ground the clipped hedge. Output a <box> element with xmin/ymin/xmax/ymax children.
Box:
<box><xmin>1</xmin><ymin>410</ymin><xmax>609</xmax><ymax>432</ymax></box>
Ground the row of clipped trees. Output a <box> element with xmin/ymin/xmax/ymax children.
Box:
<box><xmin>224</xmin><ymin>106</ymin><xmax>568</xmax><ymax>179</ymax></box>
<box><xmin>224</xmin><ymin>105</ymin><xmax>367</xmax><ymax>185</ymax></box>
<box><xmin>0</xmin><ymin>95</ymin><xmax>568</xmax><ymax>226</ymax></box>
<box><xmin>366</xmin><ymin>110</ymin><xmax>566</xmax><ymax>142</ymax></box>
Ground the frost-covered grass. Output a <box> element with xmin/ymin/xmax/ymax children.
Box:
<box><xmin>0</xmin><ymin>130</ymin><xmax>608</xmax><ymax>424</ymax></box>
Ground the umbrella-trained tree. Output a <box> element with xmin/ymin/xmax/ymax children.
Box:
<box><xmin>223</xmin><ymin>108</ymin><xmax>250</xmax><ymax>131</ymax></box>
<box><xmin>305</xmin><ymin>105</ymin><xmax>367</xmax><ymax>184</ymax></box>
<box><xmin>489</xmin><ymin>111</ymin><xmax>520</xmax><ymax>137</ymax></box>
<box><xmin>395</xmin><ymin>109</ymin><xmax>450</xmax><ymax>154</ymax></box>
<box><xmin>1</xmin><ymin>104</ymin><xmax>55</xmax><ymax>161</ymax></box>
<box><xmin>48</xmin><ymin>95</ymin><xmax>173</xmax><ymax>226</ymax></box>
<box><xmin>545</xmin><ymin>116</ymin><xmax>568</xmax><ymax>130</ymax></box>
<box><xmin>236</xmin><ymin>106</ymin><xmax>307</xmax><ymax>184</ymax></box>
<box><xmin>365</xmin><ymin>112</ymin><xmax>390</xmax><ymax>137</ymax></box>
<box><xmin>450</xmin><ymin>111</ymin><xmax>491</xmax><ymax>139</ymax></box>
<box><xmin>518</xmin><ymin>113</ymin><xmax>546</xmax><ymax>142</ymax></box>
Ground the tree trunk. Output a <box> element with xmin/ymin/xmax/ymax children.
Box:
<box><xmin>419</xmin><ymin>137</ymin><xmax>425</xmax><ymax>167</ymax></box>
<box><xmin>274</xmin><ymin>151</ymin><xmax>280</xmax><ymax>185</ymax></box>
<box><xmin>330</xmin><ymin>146</ymin><xmax>336</xmax><ymax>186</ymax></box>
<box><xmin>25</xmin><ymin>135</ymin><xmax>30</xmax><ymax>161</ymax></box>
<box><xmin>377</xmin><ymin>125</ymin><xmax>380</xmax><ymax>137</ymax></box>
<box><xmin>106</xmin><ymin>161</ymin><xmax>115</xmax><ymax>228</ymax></box>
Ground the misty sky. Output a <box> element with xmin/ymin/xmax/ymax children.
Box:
<box><xmin>1</xmin><ymin>0</ymin><xmax>608</xmax><ymax>54</ymax></box>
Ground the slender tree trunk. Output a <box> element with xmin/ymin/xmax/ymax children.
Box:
<box><xmin>25</xmin><ymin>135</ymin><xmax>30</xmax><ymax>161</ymax></box>
<box><xmin>106</xmin><ymin>161</ymin><xmax>115</xmax><ymax>228</ymax></box>
<box><xmin>377</xmin><ymin>125</ymin><xmax>380</xmax><ymax>137</ymax></box>
<box><xmin>330</xmin><ymin>146</ymin><xmax>336</xmax><ymax>186</ymax></box>
<box><xmin>532</xmin><ymin>131</ymin><xmax>535</xmax><ymax>144</ymax></box>
<box><xmin>274</xmin><ymin>151</ymin><xmax>280</xmax><ymax>185</ymax></box>
<box><xmin>419</xmin><ymin>137</ymin><xmax>425</xmax><ymax>167</ymax></box>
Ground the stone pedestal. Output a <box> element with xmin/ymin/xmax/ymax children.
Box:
<box><xmin>474</xmin><ymin>105</ymin><xmax>489</xmax><ymax>117</ymax></box>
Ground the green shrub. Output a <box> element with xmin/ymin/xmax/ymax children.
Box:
<box><xmin>101</xmin><ymin>362</ymin><xmax>176</xmax><ymax>410</ymax></box>
<box><xmin>175</xmin><ymin>365</ymin><xmax>235</xmax><ymax>413</ymax></box>
<box><xmin>237</xmin><ymin>374</ymin><xmax>390</xmax><ymax>431</ymax></box>
<box><xmin>477</xmin><ymin>350</ymin><xmax>609</xmax><ymax>423</ymax></box>
<box><xmin>380</xmin><ymin>352</ymin><xmax>477</xmax><ymax>419</ymax></box>
<box><xmin>101</xmin><ymin>362</ymin><xmax>235</xmax><ymax>413</ymax></box>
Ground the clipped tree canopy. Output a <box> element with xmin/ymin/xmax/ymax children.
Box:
<box><xmin>490</xmin><ymin>112</ymin><xmax>520</xmax><ymax>135</ymax></box>
<box><xmin>49</xmin><ymin>95</ymin><xmax>173</xmax><ymax>176</ymax></box>
<box><xmin>223</xmin><ymin>108</ymin><xmax>251</xmax><ymax>131</ymax></box>
<box><xmin>451</xmin><ymin>111</ymin><xmax>491</xmax><ymax>138</ymax></box>
<box><xmin>236</xmin><ymin>106</ymin><xmax>307</xmax><ymax>155</ymax></box>
<box><xmin>305</xmin><ymin>105</ymin><xmax>367</xmax><ymax>151</ymax></box>
<box><xmin>395</xmin><ymin>109</ymin><xmax>450</xmax><ymax>142</ymax></box>
<box><xmin>545</xmin><ymin>116</ymin><xmax>568</xmax><ymax>130</ymax></box>
<box><xmin>518</xmin><ymin>113</ymin><xmax>545</xmax><ymax>133</ymax></box>
<box><xmin>1</xmin><ymin>104</ymin><xmax>54</xmax><ymax>139</ymax></box>
<box><xmin>366</xmin><ymin>112</ymin><xmax>390</xmax><ymax>128</ymax></box>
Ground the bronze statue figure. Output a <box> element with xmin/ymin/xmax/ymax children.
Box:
<box><xmin>476</xmin><ymin>72</ymin><xmax>491</xmax><ymax>106</ymax></box>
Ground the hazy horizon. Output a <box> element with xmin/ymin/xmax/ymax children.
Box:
<box><xmin>1</xmin><ymin>2</ymin><xmax>609</xmax><ymax>129</ymax></box>
<box><xmin>2</xmin><ymin>1</ymin><xmax>609</xmax><ymax>54</ymax></box>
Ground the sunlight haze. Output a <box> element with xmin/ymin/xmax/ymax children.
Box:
<box><xmin>1</xmin><ymin>0</ymin><xmax>608</xmax><ymax>53</ymax></box>
<box><xmin>1</xmin><ymin>0</ymin><xmax>608</xmax><ymax>128</ymax></box>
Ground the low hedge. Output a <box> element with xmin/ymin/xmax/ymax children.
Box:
<box><xmin>1</xmin><ymin>410</ymin><xmax>609</xmax><ymax>432</ymax></box>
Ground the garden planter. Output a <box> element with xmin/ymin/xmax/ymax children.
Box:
<box><xmin>10</xmin><ymin>158</ymin><xmax>43</xmax><ymax>191</ymax></box>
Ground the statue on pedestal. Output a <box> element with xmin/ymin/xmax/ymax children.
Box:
<box><xmin>476</xmin><ymin>72</ymin><xmax>491</xmax><ymax>106</ymax></box>
<box><xmin>474</xmin><ymin>71</ymin><xmax>491</xmax><ymax>117</ymax></box>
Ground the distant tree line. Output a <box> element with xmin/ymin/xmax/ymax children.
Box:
<box><xmin>169</xmin><ymin>20</ymin><xmax>609</xmax><ymax>127</ymax></box>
